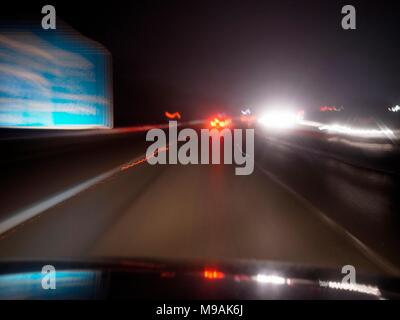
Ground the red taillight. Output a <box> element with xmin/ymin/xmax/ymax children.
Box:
<box><xmin>210</xmin><ymin>117</ymin><xmax>231</xmax><ymax>129</ymax></box>
<box><xmin>204</xmin><ymin>269</ymin><xmax>225</xmax><ymax>280</ymax></box>
<box><xmin>210</xmin><ymin>118</ymin><xmax>219</xmax><ymax>127</ymax></box>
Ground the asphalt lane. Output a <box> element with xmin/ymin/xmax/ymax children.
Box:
<box><xmin>0</xmin><ymin>148</ymin><xmax>386</xmax><ymax>276</ymax></box>
<box><xmin>255</xmin><ymin>132</ymin><xmax>400</xmax><ymax>272</ymax></box>
<box><xmin>91</xmin><ymin>163</ymin><xmax>384</xmax><ymax>275</ymax></box>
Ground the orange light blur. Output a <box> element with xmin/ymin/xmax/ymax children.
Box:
<box><xmin>204</xmin><ymin>269</ymin><xmax>225</xmax><ymax>280</ymax></box>
<box><xmin>165</xmin><ymin>111</ymin><xmax>181</xmax><ymax>120</ymax></box>
<box><xmin>121</xmin><ymin>146</ymin><xmax>168</xmax><ymax>171</ymax></box>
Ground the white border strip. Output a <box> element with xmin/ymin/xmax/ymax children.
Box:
<box><xmin>0</xmin><ymin>155</ymin><xmax>142</xmax><ymax>236</ymax></box>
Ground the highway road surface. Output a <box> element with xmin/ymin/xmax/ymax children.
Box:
<box><xmin>0</xmin><ymin>127</ymin><xmax>398</xmax><ymax>277</ymax></box>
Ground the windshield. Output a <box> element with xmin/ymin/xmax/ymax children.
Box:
<box><xmin>1</xmin><ymin>0</ymin><xmax>400</xmax><ymax>298</ymax></box>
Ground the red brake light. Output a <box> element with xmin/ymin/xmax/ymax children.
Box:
<box><xmin>209</xmin><ymin>117</ymin><xmax>231</xmax><ymax>129</ymax></box>
<box><xmin>204</xmin><ymin>269</ymin><xmax>225</xmax><ymax>280</ymax></box>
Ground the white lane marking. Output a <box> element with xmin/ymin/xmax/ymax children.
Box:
<box><xmin>256</xmin><ymin>163</ymin><xmax>400</xmax><ymax>277</ymax></box>
<box><xmin>0</xmin><ymin>123</ymin><xmax>190</xmax><ymax>235</ymax></box>
<box><xmin>0</xmin><ymin>154</ymin><xmax>144</xmax><ymax>236</ymax></box>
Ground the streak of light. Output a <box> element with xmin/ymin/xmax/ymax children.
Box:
<box><xmin>321</xmin><ymin>281</ymin><xmax>381</xmax><ymax>297</ymax></box>
<box><xmin>253</xmin><ymin>274</ymin><xmax>286</xmax><ymax>285</ymax></box>
<box><xmin>120</xmin><ymin>146</ymin><xmax>168</xmax><ymax>171</ymax></box>
<box><xmin>318</xmin><ymin>124</ymin><xmax>394</xmax><ymax>138</ymax></box>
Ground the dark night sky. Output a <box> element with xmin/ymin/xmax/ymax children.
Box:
<box><xmin>2</xmin><ymin>0</ymin><xmax>400</xmax><ymax>126</ymax></box>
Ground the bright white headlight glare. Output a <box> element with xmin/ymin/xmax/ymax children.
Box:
<box><xmin>254</xmin><ymin>274</ymin><xmax>286</xmax><ymax>285</ymax></box>
<box><xmin>258</xmin><ymin>110</ymin><xmax>299</xmax><ymax>129</ymax></box>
